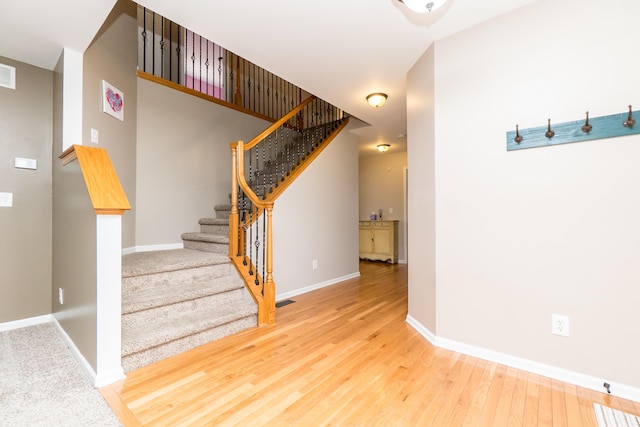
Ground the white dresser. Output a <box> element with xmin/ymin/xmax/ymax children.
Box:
<box><xmin>358</xmin><ymin>220</ymin><xmax>398</xmax><ymax>264</ymax></box>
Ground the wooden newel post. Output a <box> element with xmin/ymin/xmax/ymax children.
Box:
<box><xmin>229</xmin><ymin>142</ymin><xmax>240</xmax><ymax>258</ymax></box>
<box><xmin>264</xmin><ymin>202</ymin><xmax>276</xmax><ymax>324</ymax></box>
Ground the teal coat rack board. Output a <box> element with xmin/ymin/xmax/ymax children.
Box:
<box><xmin>506</xmin><ymin>106</ymin><xmax>640</xmax><ymax>151</ymax></box>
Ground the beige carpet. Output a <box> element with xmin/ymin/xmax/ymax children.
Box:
<box><xmin>0</xmin><ymin>323</ymin><xmax>121</xmax><ymax>426</ymax></box>
<box><xmin>594</xmin><ymin>403</ymin><xmax>640</xmax><ymax>427</ymax></box>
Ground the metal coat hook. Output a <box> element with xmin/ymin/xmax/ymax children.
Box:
<box><xmin>581</xmin><ymin>111</ymin><xmax>592</xmax><ymax>133</ymax></box>
<box><xmin>623</xmin><ymin>105</ymin><xmax>635</xmax><ymax>128</ymax></box>
<box><xmin>514</xmin><ymin>124</ymin><xmax>523</xmax><ymax>143</ymax></box>
<box><xmin>545</xmin><ymin>118</ymin><xmax>555</xmax><ymax>139</ymax></box>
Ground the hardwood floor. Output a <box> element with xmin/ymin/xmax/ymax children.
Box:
<box><xmin>102</xmin><ymin>261</ymin><xmax>640</xmax><ymax>426</ymax></box>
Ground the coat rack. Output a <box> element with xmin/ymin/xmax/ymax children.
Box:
<box><xmin>506</xmin><ymin>106</ymin><xmax>640</xmax><ymax>151</ymax></box>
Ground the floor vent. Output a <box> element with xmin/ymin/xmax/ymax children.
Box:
<box><xmin>276</xmin><ymin>299</ymin><xmax>295</xmax><ymax>308</ymax></box>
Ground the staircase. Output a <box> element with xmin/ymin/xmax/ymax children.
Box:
<box><xmin>121</xmin><ymin>204</ymin><xmax>257</xmax><ymax>372</ymax></box>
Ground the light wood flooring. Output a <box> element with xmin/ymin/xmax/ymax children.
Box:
<box><xmin>102</xmin><ymin>261</ymin><xmax>640</xmax><ymax>426</ymax></box>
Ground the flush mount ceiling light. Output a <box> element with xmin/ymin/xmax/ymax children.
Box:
<box><xmin>377</xmin><ymin>144</ymin><xmax>390</xmax><ymax>152</ymax></box>
<box><xmin>398</xmin><ymin>0</ymin><xmax>448</xmax><ymax>13</ymax></box>
<box><xmin>366</xmin><ymin>93</ymin><xmax>388</xmax><ymax>108</ymax></box>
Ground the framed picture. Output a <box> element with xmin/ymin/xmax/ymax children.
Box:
<box><xmin>102</xmin><ymin>80</ymin><xmax>124</xmax><ymax>121</ymax></box>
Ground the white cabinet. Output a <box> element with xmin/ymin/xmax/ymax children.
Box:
<box><xmin>359</xmin><ymin>220</ymin><xmax>398</xmax><ymax>264</ymax></box>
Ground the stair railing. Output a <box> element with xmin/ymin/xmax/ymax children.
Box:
<box><xmin>230</xmin><ymin>96</ymin><xmax>349</xmax><ymax>325</ymax></box>
<box><xmin>137</xmin><ymin>5</ymin><xmax>308</xmax><ymax>122</ymax></box>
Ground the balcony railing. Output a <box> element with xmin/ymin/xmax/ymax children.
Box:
<box><xmin>137</xmin><ymin>6</ymin><xmax>314</xmax><ymax>122</ymax></box>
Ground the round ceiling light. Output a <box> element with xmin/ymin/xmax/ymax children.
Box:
<box><xmin>398</xmin><ymin>0</ymin><xmax>449</xmax><ymax>13</ymax></box>
<box><xmin>366</xmin><ymin>93</ymin><xmax>388</xmax><ymax>108</ymax></box>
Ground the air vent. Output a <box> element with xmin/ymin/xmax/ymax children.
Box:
<box><xmin>0</xmin><ymin>63</ymin><xmax>16</xmax><ymax>89</ymax></box>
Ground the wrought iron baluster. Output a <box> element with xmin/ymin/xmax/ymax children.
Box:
<box><xmin>261</xmin><ymin>212</ymin><xmax>266</xmax><ymax>291</ymax></box>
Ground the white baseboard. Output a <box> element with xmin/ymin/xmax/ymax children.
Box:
<box><xmin>122</xmin><ymin>242</ymin><xmax>184</xmax><ymax>255</ymax></box>
<box><xmin>405</xmin><ymin>314</ymin><xmax>640</xmax><ymax>404</ymax></box>
<box><xmin>276</xmin><ymin>272</ymin><xmax>361</xmax><ymax>301</ymax></box>
<box><xmin>0</xmin><ymin>314</ymin><xmax>52</xmax><ymax>332</ymax></box>
<box><xmin>51</xmin><ymin>316</ymin><xmax>101</xmax><ymax>388</ymax></box>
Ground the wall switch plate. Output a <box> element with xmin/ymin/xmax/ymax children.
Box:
<box><xmin>552</xmin><ymin>314</ymin><xmax>569</xmax><ymax>337</ymax></box>
<box><xmin>0</xmin><ymin>192</ymin><xmax>13</xmax><ymax>207</ymax></box>
<box><xmin>14</xmin><ymin>157</ymin><xmax>37</xmax><ymax>170</ymax></box>
<box><xmin>91</xmin><ymin>128</ymin><xmax>99</xmax><ymax>144</ymax></box>
<box><xmin>58</xmin><ymin>288</ymin><xmax>64</xmax><ymax>305</ymax></box>
<box><xmin>389</xmin><ymin>208</ymin><xmax>393</xmax><ymax>214</ymax></box>
<box><xmin>312</xmin><ymin>259</ymin><xmax>318</xmax><ymax>270</ymax></box>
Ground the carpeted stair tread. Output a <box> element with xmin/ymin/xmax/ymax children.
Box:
<box><xmin>199</xmin><ymin>217</ymin><xmax>229</xmax><ymax>225</ymax></box>
<box><xmin>122</xmin><ymin>275</ymin><xmax>244</xmax><ymax>314</ymax></box>
<box><xmin>181</xmin><ymin>232</ymin><xmax>229</xmax><ymax>244</ymax></box>
<box><xmin>122</xmin><ymin>299</ymin><xmax>257</xmax><ymax>356</ymax></box>
<box><xmin>121</xmin><ymin>316</ymin><xmax>256</xmax><ymax>372</ymax></box>
<box><xmin>122</xmin><ymin>249</ymin><xmax>229</xmax><ymax>278</ymax></box>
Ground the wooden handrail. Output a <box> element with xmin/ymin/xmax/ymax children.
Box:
<box><xmin>58</xmin><ymin>145</ymin><xmax>131</xmax><ymax>215</ymax></box>
<box><xmin>243</xmin><ymin>95</ymin><xmax>315</xmax><ymax>150</ymax></box>
<box><xmin>262</xmin><ymin>116</ymin><xmax>350</xmax><ymax>204</ymax></box>
<box><xmin>229</xmin><ymin>141</ymin><xmax>275</xmax><ymax>325</ymax></box>
<box><xmin>229</xmin><ymin>97</ymin><xmax>346</xmax><ymax>327</ymax></box>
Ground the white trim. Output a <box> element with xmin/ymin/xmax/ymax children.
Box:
<box><xmin>122</xmin><ymin>242</ymin><xmax>184</xmax><ymax>255</ymax></box>
<box><xmin>406</xmin><ymin>314</ymin><xmax>437</xmax><ymax>344</ymax></box>
<box><xmin>62</xmin><ymin>48</ymin><xmax>83</xmax><ymax>151</ymax></box>
<box><xmin>95</xmin><ymin>215</ymin><xmax>126</xmax><ymax>387</ymax></box>
<box><xmin>0</xmin><ymin>314</ymin><xmax>52</xmax><ymax>332</ymax></box>
<box><xmin>276</xmin><ymin>272</ymin><xmax>361</xmax><ymax>301</ymax></box>
<box><xmin>406</xmin><ymin>315</ymin><xmax>640</xmax><ymax>404</ymax></box>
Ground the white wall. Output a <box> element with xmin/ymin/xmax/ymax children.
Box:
<box><xmin>407</xmin><ymin>44</ymin><xmax>436</xmax><ymax>333</ymax></box>
<box><xmin>408</xmin><ymin>0</ymin><xmax>640</xmax><ymax>392</ymax></box>
<box><xmin>273</xmin><ymin>123</ymin><xmax>360</xmax><ymax>297</ymax></box>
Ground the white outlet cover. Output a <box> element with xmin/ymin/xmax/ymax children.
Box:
<box><xmin>552</xmin><ymin>314</ymin><xmax>569</xmax><ymax>337</ymax></box>
<box><xmin>0</xmin><ymin>192</ymin><xmax>13</xmax><ymax>207</ymax></box>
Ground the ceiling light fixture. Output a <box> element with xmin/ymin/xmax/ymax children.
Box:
<box><xmin>377</xmin><ymin>144</ymin><xmax>390</xmax><ymax>152</ymax></box>
<box><xmin>366</xmin><ymin>93</ymin><xmax>388</xmax><ymax>108</ymax></box>
<box><xmin>398</xmin><ymin>0</ymin><xmax>448</xmax><ymax>14</ymax></box>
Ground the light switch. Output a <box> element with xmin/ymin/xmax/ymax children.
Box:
<box><xmin>15</xmin><ymin>157</ymin><xmax>37</xmax><ymax>170</ymax></box>
<box><xmin>0</xmin><ymin>192</ymin><xmax>13</xmax><ymax>207</ymax></box>
<box><xmin>91</xmin><ymin>128</ymin><xmax>99</xmax><ymax>144</ymax></box>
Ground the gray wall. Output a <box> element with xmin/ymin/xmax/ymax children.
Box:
<box><xmin>83</xmin><ymin>0</ymin><xmax>138</xmax><ymax>248</ymax></box>
<box><xmin>408</xmin><ymin>0</ymin><xmax>640</xmax><ymax>388</ymax></box>
<box><xmin>359</xmin><ymin>151</ymin><xmax>407</xmax><ymax>262</ymax></box>
<box><xmin>0</xmin><ymin>56</ymin><xmax>53</xmax><ymax>323</ymax></box>
<box><xmin>52</xmin><ymin>0</ymin><xmax>137</xmax><ymax>371</ymax></box>
<box><xmin>274</xmin><ymin>123</ymin><xmax>360</xmax><ymax>296</ymax></box>
<box><xmin>135</xmin><ymin>79</ymin><xmax>270</xmax><ymax>248</ymax></box>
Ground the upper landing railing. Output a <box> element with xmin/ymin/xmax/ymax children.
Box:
<box><xmin>137</xmin><ymin>6</ymin><xmax>327</xmax><ymax>122</ymax></box>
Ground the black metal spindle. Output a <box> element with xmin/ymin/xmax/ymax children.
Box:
<box><xmin>261</xmin><ymin>213</ymin><xmax>266</xmax><ymax>291</ymax></box>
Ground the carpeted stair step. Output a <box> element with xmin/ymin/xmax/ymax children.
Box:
<box><xmin>121</xmin><ymin>300</ymin><xmax>257</xmax><ymax>372</ymax></box>
<box><xmin>122</xmin><ymin>296</ymin><xmax>256</xmax><ymax>356</ymax></box>
<box><xmin>198</xmin><ymin>217</ymin><xmax>229</xmax><ymax>235</ymax></box>
<box><xmin>122</xmin><ymin>249</ymin><xmax>232</xmax><ymax>293</ymax></box>
<box><xmin>122</xmin><ymin>274</ymin><xmax>244</xmax><ymax>315</ymax></box>
<box><xmin>121</xmin><ymin>247</ymin><xmax>258</xmax><ymax>372</ymax></box>
<box><xmin>214</xmin><ymin>204</ymin><xmax>231</xmax><ymax>219</ymax></box>
<box><xmin>181</xmin><ymin>232</ymin><xmax>229</xmax><ymax>254</ymax></box>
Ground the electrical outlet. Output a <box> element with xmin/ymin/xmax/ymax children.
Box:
<box><xmin>312</xmin><ymin>259</ymin><xmax>318</xmax><ymax>270</ymax></box>
<box><xmin>58</xmin><ymin>288</ymin><xmax>64</xmax><ymax>305</ymax></box>
<box><xmin>551</xmin><ymin>314</ymin><xmax>569</xmax><ymax>337</ymax></box>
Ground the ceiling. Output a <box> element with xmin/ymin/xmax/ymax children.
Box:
<box><xmin>0</xmin><ymin>0</ymin><xmax>536</xmax><ymax>156</ymax></box>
